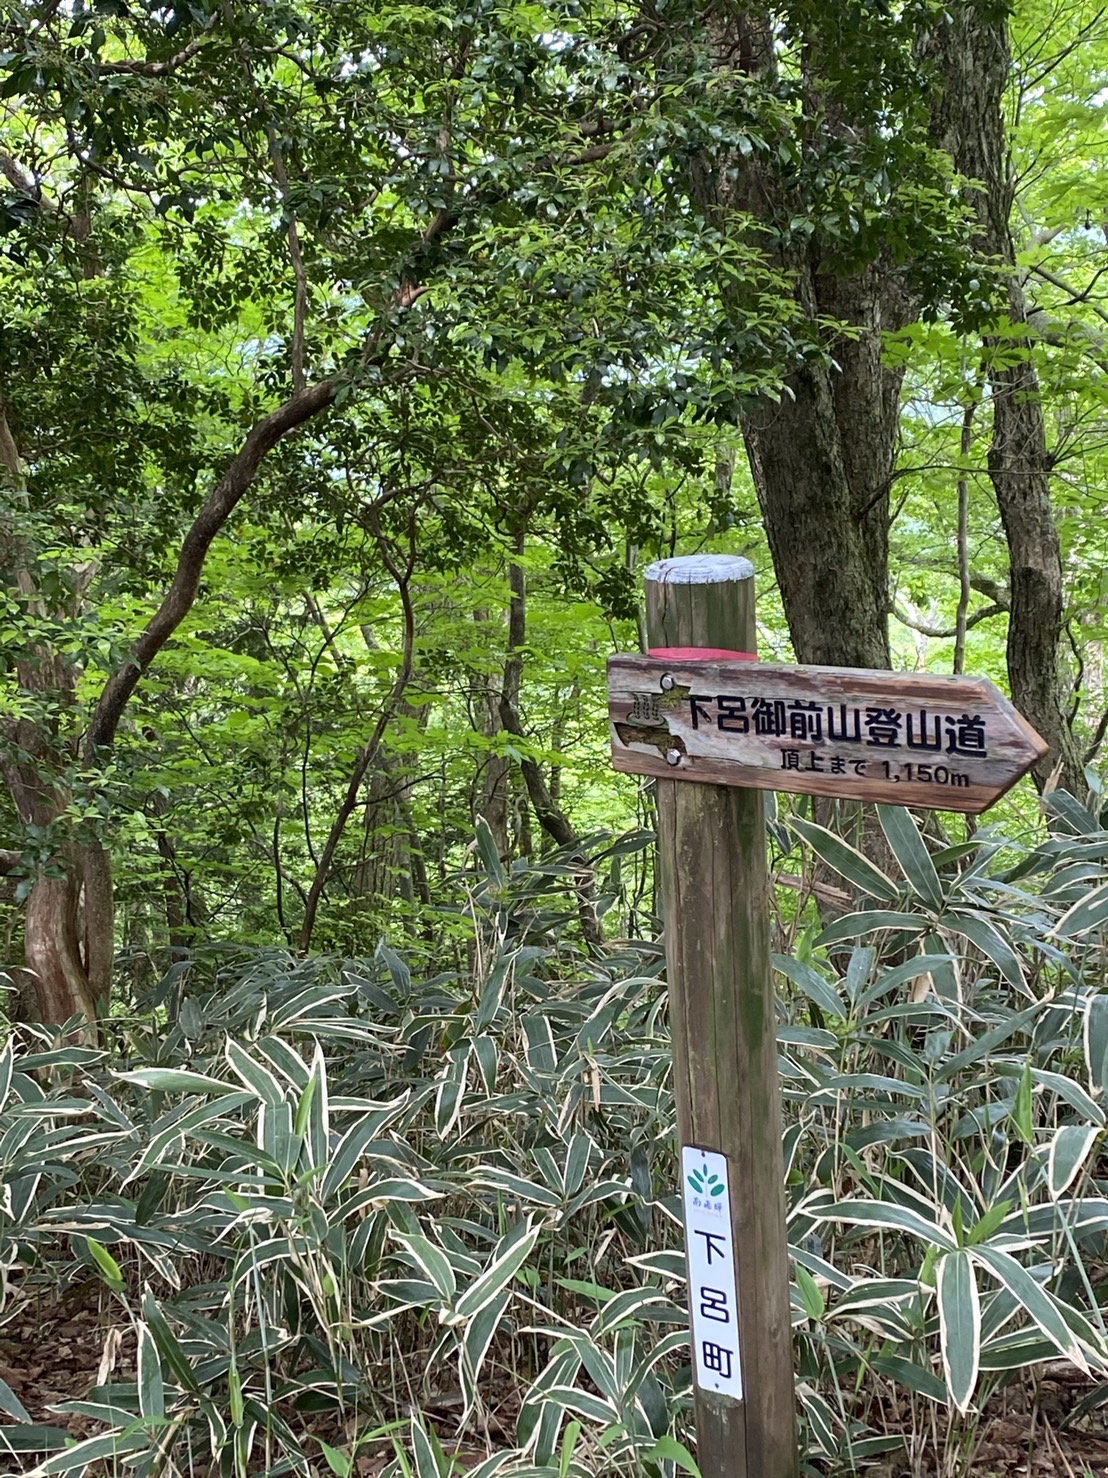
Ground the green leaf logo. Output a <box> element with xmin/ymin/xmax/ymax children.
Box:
<box><xmin>687</xmin><ymin>1162</ymin><xmax>725</xmax><ymax>1197</ymax></box>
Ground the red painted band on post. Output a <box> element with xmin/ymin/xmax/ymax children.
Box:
<box><xmin>647</xmin><ymin>646</ymin><xmax>757</xmax><ymax>661</ymax></box>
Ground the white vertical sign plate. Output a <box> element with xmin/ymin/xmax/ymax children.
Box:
<box><xmin>681</xmin><ymin>1145</ymin><xmax>743</xmax><ymax>1401</ymax></box>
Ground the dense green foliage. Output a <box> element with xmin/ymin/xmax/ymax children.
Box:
<box><xmin>3</xmin><ymin>0</ymin><xmax>1108</xmax><ymax>1471</ymax></box>
<box><xmin>6</xmin><ymin>804</ymin><xmax>1108</xmax><ymax>1475</ymax></box>
<box><xmin>8</xmin><ymin>0</ymin><xmax>1108</xmax><ymax>974</ymax></box>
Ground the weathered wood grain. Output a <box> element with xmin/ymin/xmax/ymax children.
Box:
<box><xmin>609</xmin><ymin>654</ymin><xmax>1048</xmax><ymax>815</ymax></box>
<box><xmin>646</xmin><ymin>556</ymin><xmax>798</xmax><ymax>1478</ymax></box>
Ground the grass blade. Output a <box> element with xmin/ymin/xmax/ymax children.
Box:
<box><xmin>936</xmin><ymin>1249</ymin><xmax>980</xmax><ymax>1413</ymax></box>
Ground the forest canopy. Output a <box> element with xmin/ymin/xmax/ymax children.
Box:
<box><xmin>1</xmin><ymin>0</ymin><xmax>1104</xmax><ymax>1023</ymax></box>
<box><xmin>2</xmin><ymin>4</ymin><xmax>1108</xmax><ymax>1476</ymax></box>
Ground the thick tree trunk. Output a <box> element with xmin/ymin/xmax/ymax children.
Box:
<box><xmin>679</xmin><ymin>3</ymin><xmax>1078</xmax><ymax>793</ymax></box>
<box><xmin>988</xmin><ymin>288</ymin><xmax>1080</xmax><ymax>790</ymax></box>
<box><xmin>23</xmin><ymin>871</ymin><xmax>99</xmax><ymax>1027</ymax></box>
<box><xmin>741</xmin><ymin>265</ymin><xmax>907</xmax><ymax>671</ymax></box>
<box><xmin>923</xmin><ymin>4</ymin><xmax>1082</xmax><ymax>792</ymax></box>
<box><xmin>3</xmin><ymin>372</ymin><xmax>343</xmax><ymax>1019</ymax></box>
<box><xmin>352</xmin><ymin>748</ymin><xmax>431</xmax><ymax>916</ymax></box>
<box><xmin>1</xmin><ymin>397</ymin><xmax>106</xmax><ymax>1029</ymax></box>
<box><xmin>680</xmin><ymin>11</ymin><xmax>905</xmax><ymax>676</ymax></box>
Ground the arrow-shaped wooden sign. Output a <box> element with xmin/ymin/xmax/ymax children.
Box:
<box><xmin>608</xmin><ymin>655</ymin><xmax>1048</xmax><ymax>814</ymax></box>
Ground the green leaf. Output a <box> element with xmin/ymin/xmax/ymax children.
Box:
<box><xmin>474</xmin><ymin>815</ymin><xmax>507</xmax><ymax>888</ymax></box>
<box><xmin>472</xmin><ymin>1033</ymin><xmax>499</xmax><ymax>1094</ymax></box>
<box><xmin>1012</xmin><ymin>1059</ymin><xmax>1034</xmax><ymax>1146</ymax></box>
<box><xmin>641</xmin><ymin>1435</ymin><xmax>702</xmax><ymax>1475</ymax></box>
<box><xmin>434</xmin><ymin>1043</ymin><xmax>469</xmax><ymax>1139</ymax></box>
<box><xmin>37</xmin><ymin>1431</ymin><xmax>149</xmax><ymax>1473</ymax></box>
<box><xmin>410</xmin><ymin>1414</ymin><xmax>448</xmax><ymax>1478</ymax></box>
<box><xmin>301</xmin><ymin>1044</ymin><xmax>330</xmax><ymax>1170</ymax></box>
<box><xmin>460</xmin><ymin>1287</ymin><xmax>511</xmax><ymax>1388</ymax></box>
<box><xmin>137</xmin><ymin>1322</ymin><xmax>165</xmax><ymax>1421</ymax></box>
<box><xmin>0</xmin><ymin>1424</ymin><xmax>69</xmax><ymax>1453</ymax></box>
<box><xmin>126</xmin><ymin>1091</ymin><xmax>255</xmax><ymax>1182</ymax></box>
<box><xmin>321</xmin><ymin>1110</ymin><xmax>400</xmax><ymax>1203</ymax></box>
<box><xmin>1055</xmin><ymin>882</ymin><xmax>1108</xmax><ymax>937</ymax></box>
<box><xmin>142</xmin><ymin>1291</ymin><xmax>198</xmax><ymax>1393</ymax></box>
<box><xmin>877</xmin><ymin>805</ymin><xmax>945</xmax><ymax>908</ymax></box>
<box><xmin>794</xmin><ymin>1263</ymin><xmax>826</xmax><ymax>1321</ymax></box>
<box><xmin>816</xmin><ymin>911</ymin><xmax>927</xmax><ymax>947</ymax></box>
<box><xmin>559</xmin><ymin>1419</ymin><xmax>583</xmax><ymax>1478</ymax></box>
<box><xmin>228</xmin><ymin>1362</ymin><xmax>244</xmax><ymax>1426</ymax></box>
<box><xmin>0</xmin><ymin>1039</ymin><xmax>14</xmax><ymax>1113</ymax></box>
<box><xmin>540</xmin><ymin>1385</ymin><xmax>619</xmax><ymax>1424</ymax></box>
<box><xmin>1048</xmin><ymin>1124</ymin><xmax>1099</xmax><ymax>1198</ymax></box>
<box><xmin>773</xmin><ymin>955</ymin><xmax>847</xmax><ymax>1019</ymax></box>
<box><xmin>592</xmin><ymin>1286</ymin><xmax>674</xmax><ymax>1336</ymax></box>
<box><xmin>292</xmin><ymin>1069</ymin><xmax>318</xmax><ymax>1137</ymax></box>
<box><xmin>936</xmin><ymin>1250</ymin><xmax>980</xmax><ymax>1413</ymax></box>
<box><xmin>455</xmin><ymin>1219</ymin><xmax>539</xmax><ymax>1320</ymax></box>
<box><xmin>562</xmin><ymin>1131</ymin><xmax>593</xmax><ymax>1196</ymax></box>
<box><xmin>85</xmin><ymin>1237</ymin><xmax>125</xmax><ymax>1292</ymax></box>
<box><xmin>393</xmin><ymin>1232</ymin><xmax>456</xmax><ymax>1304</ymax></box>
<box><xmin>469</xmin><ymin>1166</ymin><xmax>562</xmax><ymax>1207</ymax></box>
<box><xmin>797</xmin><ymin>1381</ymin><xmax>839</xmax><ymax>1455</ymax></box>
<box><xmin>1032</xmin><ymin>1067</ymin><xmax>1105</xmax><ymax>1127</ymax></box>
<box><xmin>790</xmin><ymin>816</ymin><xmax>901</xmax><ymax>901</ymax></box>
<box><xmin>965</xmin><ymin>1199</ymin><xmax>1011</xmax><ymax>1246</ymax></box>
<box><xmin>972</xmin><ymin>1245</ymin><xmax>1092</xmax><ymax>1370</ymax></box>
<box><xmin>936</xmin><ymin>1004</ymin><xmax>1041</xmax><ymax>1081</ymax></box>
<box><xmin>944</xmin><ymin>913</ymin><xmax>1025</xmax><ymax>992</ymax></box>
<box><xmin>116</xmin><ymin>1068</ymin><xmax>238</xmax><ymax>1096</ymax></box>
<box><xmin>319</xmin><ymin>1438</ymin><xmax>353</xmax><ymax>1477</ymax></box>
<box><xmin>814</xmin><ymin>1198</ymin><xmax>956</xmax><ymax>1250</ymax></box>
<box><xmin>1086</xmin><ymin>993</ymin><xmax>1108</xmax><ymax>1096</ymax></box>
<box><xmin>868</xmin><ymin>1351</ymin><xmax>948</xmax><ymax>1401</ymax></box>
<box><xmin>225</xmin><ymin>1039</ymin><xmax>286</xmax><ymax>1105</ymax></box>
<box><xmin>0</xmin><ymin>1373</ymin><xmax>30</xmax><ymax>1424</ymax></box>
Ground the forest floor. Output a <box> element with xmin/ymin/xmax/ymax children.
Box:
<box><xmin>2</xmin><ymin>1291</ymin><xmax>1108</xmax><ymax>1476</ymax></box>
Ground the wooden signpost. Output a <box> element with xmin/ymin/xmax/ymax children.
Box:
<box><xmin>610</xmin><ymin>554</ymin><xmax>1047</xmax><ymax>1478</ymax></box>
<box><xmin>610</xmin><ymin>657</ymin><xmax>1047</xmax><ymax>815</ymax></box>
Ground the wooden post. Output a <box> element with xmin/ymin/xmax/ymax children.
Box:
<box><xmin>645</xmin><ymin>555</ymin><xmax>797</xmax><ymax>1478</ymax></box>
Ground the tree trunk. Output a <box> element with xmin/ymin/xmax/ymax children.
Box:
<box><xmin>678</xmin><ymin>10</ymin><xmax>906</xmax><ymax>676</ymax></box>
<box><xmin>923</xmin><ymin>4</ymin><xmax>1081</xmax><ymax>792</ymax></box>
<box><xmin>740</xmin><ymin>267</ymin><xmax>906</xmax><ymax>672</ymax></box>
<box><xmin>1</xmin><ymin>397</ymin><xmax>105</xmax><ymax>1028</ymax></box>
<box><xmin>679</xmin><ymin>2</ymin><xmax>1078</xmax><ymax>792</ymax></box>
<box><xmin>23</xmin><ymin>872</ymin><xmax>99</xmax><ymax>1027</ymax></box>
<box><xmin>474</xmin><ymin>607</ymin><xmax>512</xmax><ymax>857</ymax></box>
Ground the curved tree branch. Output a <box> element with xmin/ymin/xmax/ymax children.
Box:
<box><xmin>84</xmin><ymin>375</ymin><xmax>339</xmax><ymax>760</ymax></box>
<box><xmin>891</xmin><ymin>602</ymin><xmax>1006</xmax><ymax>639</ymax></box>
<box><xmin>99</xmin><ymin>33</ymin><xmax>212</xmax><ymax>78</ymax></box>
<box><xmin>1083</xmin><ymin>706</ymin><xmax>1108</xmax><ymax>767</ymax></box>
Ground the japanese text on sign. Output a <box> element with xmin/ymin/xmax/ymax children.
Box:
<box><xmin>681</xmin><ymin>1146</ymin><xmax>743</xmax><ymax>1402</ymax></box>
<box><xmin>687</xmin><ymin>695</ymin><xmax>989</xmax><ymax>757</ymax></box>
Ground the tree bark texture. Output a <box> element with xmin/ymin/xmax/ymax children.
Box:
<box><xmin>473</xmin><ymin>608</ymin><xmax>512</xmax><ymax>858</ymax></box>
<box><xmin>675</xmin><ymin>3</ymin><xmax>1077</xmax><ymax>793</ymax></box>
<box><xmin>678</xmin><ymin>9</ymin><xmax>908</xmax><ymax>674</ymax></box>
<box><xmin>2</xmin><ymin>372</ymin><xmax>341</xmax><ymax>1025</ymax></box>
<box><xmin>0</xmin><ymin>398</ymin><xmax>106</xmax><ymax>1029</ymax></box>
<box><xmin>923</xmin><ymin>4</ymin><xmax>1081</xmax><ymax>792</ymax></box>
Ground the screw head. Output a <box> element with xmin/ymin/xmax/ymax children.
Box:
<box><xmin>659</xmin><ymin>673</ymin><xmax>675</xmax><ymax>691</ymax></box>
<box><xmin>665</xmin><ymin>748</ymin><xmax>682</xmax><ymax>766</ymax></box>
